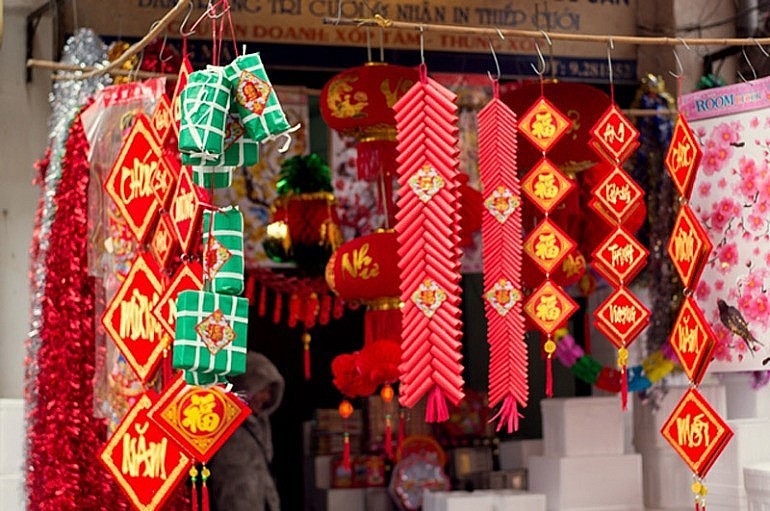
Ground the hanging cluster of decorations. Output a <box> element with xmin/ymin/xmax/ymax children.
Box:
<box><xmin>518</xmin><ymin>80</ymin><xmax>578</xmax><ymax>398</ymax></box>
<box><xmin>660</xmin><ymin>85</ymin><xmax>732</xmax><ymax>511</ymax></box>
<box><xmin>477</xmin><ymin>79</ymin><xmax>528</xmax><ymax>432</ymax></box>
<box><xmin>392</xmin><ymin>62</ymin><xmax>465</xmax><ymax>423</ymax></box>
<box><xmin>587</xmin><ymin>83</ymin><xmax>649</xmax><ymax>410</ymax></box>
<box><xmin>94</xmin><ymin>3</ymin><xmax>301</xmax><ymax>509</ymax></box>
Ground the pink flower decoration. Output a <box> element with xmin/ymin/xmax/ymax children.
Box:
<box><xmin>751</xmin><ymin>117</ymin><xmax>760</xmax><ymax>128</ymax></box>
<box><xmin>738</xmin><ymin>177</ymin><xmax>757</xmax><ymax>198</ymax></box>
<box><xmin>739</xmin><ymin>156</ymin><xmax>758</xmax><ymax>179</ymax></box>
<box><xmin>696</xmin><ymin>280</ymin><xmax>711</xmax><ymax>301</ymax></box>
<box><xmin>715</xmin><ymin>280</ymin><xmax>725</xmax><ymax>291</ymax></box>
<box><xmin>712</xmin><ymin>323</ymin><xmax>734</xmax><ymax>362</ymax></box>
<box><xmin>717</xmin><ymin>242</ymin><xmax>739</xmax><ymax>272</ymax></box>
<box><xmin>714</xmin><ymin>122</ymin><xmax>741</xmax><ymax>147</ymax></box>
<box><xmin>698</xmin><ymin>182</ymin><xmax>712</xmax><ymax>197</ymax></box>
<box><xmin>701</xmin><ymin>149</ymin><xmax>722</xmax><ymax>176</ymax></box>
<box><xmin>747</xmin><ymin>213</ymin><xmax>766</xmax><ymax>233</ymax></box>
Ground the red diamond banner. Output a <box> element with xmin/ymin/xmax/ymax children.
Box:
<box><xmin>592</xmin><ymin>165</ymin><xmax>644</xmax><ymax>223</ymax></box>
<box><xmin>523</xmin><ymin>280</ymin><xmax>578</xmax><ymax>335</ymax></box>
<box><xmin>153</xmin><ymin>262</ymin><xmax>203</xmax><ymax>349</ymax></box>
<box><xmin>592</xmin><ymin>227</ymin><xmax>649</xmax><ymax>286</ymax></box>
<box><xmin>669</xmin><ymin>296</ymin><xmax>716</xmax><ymax>386</ymax></box>
<box><xmin>150</xmin><ymin>214</ymin><xmax>178</xmax><ymax>270</ymax></box>
<box><xmin>590</xmin><ymin>104</ymin><xmax>640</xmax><ymax>163</ymax></box>
<box><xmin>148</xmin><ymin>375</ymin><xmax>251</xmax><ymax>463</ymax></box>
<box><xmin>170</xmin><ymin>166</ymin><xmax>209</xmax><ymax>254</ymax></box>
<box><xmin>100</xmin><ymin>391</ymin><xmax>191</xmax><ymax>511</ymax></box>
<box><xmin>524</xmin><ymin>219</ymin><xmax>576</xmax><ymax>274</ymax></box>
<box><xmin>104</xmin><ymin>113</ymin><xmax>173</xmax><ymax>243</ymax></box>
<box><xmin>594</xmin><ymin>286</ymin><xmax>650</xmax><ymax>349</ymax></box>
<box><xmin>102</xmin><ymin>253</ymin><xmax>165</xmax><ymax>382</ymax></box>
<box><xmin>661</xmin><ymin>387</ymin><xmax>733</xmax><ymax>478</ymax></box>
<box><xmin>665</xmin><ymin>115</ymin><xmax>702</xmax><ymax>201</ymax></box>
<box><xmin>171</xmin><ymin>56</ymin><xmax>192</xmax><ymax>129</ymax></box>
<box><xmin>521</xmin><ymin>158</ymin><xmax>576</xmax><ymax>213</ymax></box>
<box><xmin>151</xmin><ymin>94</ymin><xmax>175</xmax><ymax>147</ymax></box>
<box><xmin>518</xmin><ymin>97</ymin><xmax>571</xmax><ymax>153</ymax></box>
<box><xmin>667</xmin><ymin>204</ymin><xmax>713</xmax><ymax>289</ymax></box>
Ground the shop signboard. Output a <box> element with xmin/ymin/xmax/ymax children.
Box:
<box><xmin>66</xmin><ymin>0</ymin><xmax>638</xmax><ymax>81</ymax></box>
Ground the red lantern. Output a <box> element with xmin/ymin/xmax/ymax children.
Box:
<box><xmin>320</xmin><ymin>63</ymin><xmax>419</xmax><ymax>223</ymax></box>
<box><xmin>326</xmin><ymin>231</ymin><xmax>401</xmax><ymax>345</ymax></box>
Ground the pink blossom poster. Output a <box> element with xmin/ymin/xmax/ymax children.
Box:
<box><xmin>681</xmin><ymin>76</ymin><xmax>770</xmax><ymax>371</ymax></box>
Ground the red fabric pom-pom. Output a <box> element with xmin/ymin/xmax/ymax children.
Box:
<box><xmin>331</xmin><ymin>353</ymin><xmax>378</xmax><ymax>398</ymax></box>
<box><xmin>357</xmin><ymin>340</ymin><xmax>401</xmax><ymax>386</ymax></box>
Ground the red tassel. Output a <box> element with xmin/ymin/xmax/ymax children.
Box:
<box><xmin>245</xmin><ymin>274</ymin><xmax>256</xmax><ymax>305</ymax></box>
<box><xmin>319</xmin><ymin>293</ymin><xmax>332</xmax><ymax>325</ymax></box>
<box><xmin>490</xmin><ymin>394</ymin><xmax>523</xmax><ymax>434</ymax></box>
<box><xmin>333</xmin><ymin>295</ymin><xmax>345</xmax><ymax>319</ymax></box>
<box><xmin>425</xmin><ymin>386</ymin><xmax>449</xmax><ymax>423</ymax></box>
<box><xmin>258</xmin><ymin>284</ymin><xmax>267</xmax><ymax>317</ymax></box>
<box><xmin>201</xmin><ymin>466</ymin><xmax>210</xmax><ymax>511</ymax></box>
<box><xmin>190</xmin><ymin>467</ymin><xmax>199</xmax><ymax>511</ymax></box>
<box><xmin>162</xmin><ymin>345</ymin><xmax>173</xmax><ymax>390</ymax></box>
<box><xmin>546</xmin><ymin>354</ymin><xmax>554</xmax><ymax>398</ymax></box>
<box><xmin>384</xmin><ymin>415</ymin><xmax>393</xmax><ymax>459</ymax></box>
<box><xmin>397</xmin><ymin>410</ymin><xmax>405</xmax><ymax>454</ymax></box>
<box><xmin>288</xmin><ymin>293</ymin><xmax>301</xmax><ymax>328</ymax></box>
<box><xmin>343</xmin><ymin>431</ymin><xmax>351</xmax><ymax>471</ymax></box>
<box><xmin>304</xmin><ymin>293</ymin><xmax>319</xmax><ymax>329</ymax></box>
<box><xmin>621</xmin><ymin>366</ymin><xmax>628</xmax><ymax>411</ymax></box>
<box><xmin>302</xmin><ymin>332</ymin><xmax>312</xmax><ymax>381</ymax></box>
<box><xmin>273</xmin><ymin>292</ymin><xmax>283</xmax><ymax>324</ymax></box>
<box><xmin>364</xmin><ymin>306</ymin><xmax>401</xmax><ymax>346</ymax></box>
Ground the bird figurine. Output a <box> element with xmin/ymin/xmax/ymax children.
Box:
<box><xmin>717</xmin><ymin>299</ymin><xmax>764</xmax><ymax>356</ymax></box>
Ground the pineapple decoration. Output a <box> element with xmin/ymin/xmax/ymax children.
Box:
<box><xmin>263</xmin><ymin>154</ymin><xmax>344</xmax><ymax>273</ymax></box>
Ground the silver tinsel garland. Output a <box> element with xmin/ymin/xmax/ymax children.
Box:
<box><xmin>25</xmin><ymin>27</ymin><xmax>110</xmax><ymax>469</ymax></box>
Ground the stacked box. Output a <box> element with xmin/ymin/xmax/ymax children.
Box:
<box><xmin>173</xmin><ymin>290</ymin><xmax>248</xmax><ymax>378</ymax></box>
<box><xmin>202</xmin><ymin>207</ymin><xmax>245</xmax><ymax>295</ymax></box>
<box><xmin>179</xmin><ymin>68</ymin><xmax>230</xmax><ymax>161</ymax></box>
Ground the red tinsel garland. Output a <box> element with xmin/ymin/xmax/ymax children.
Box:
<box><xmin>27</xmin><ymin>114</ymin><xmax>130</xmax><ymax>510</ymax></box>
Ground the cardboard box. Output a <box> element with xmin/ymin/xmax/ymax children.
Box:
<box><xmin>528</xmin><ymin>454</ymin><xmax>643</xmax><ymax>510</ymax></box>
<box><xmin>541</xmin><ymin>396</ymin><xmax>624</xmax><ymax>457</ymax></box>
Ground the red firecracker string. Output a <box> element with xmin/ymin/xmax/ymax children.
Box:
<box><xmin>394</xmin><ymin>64</ymin><xmax>465</xmax><ymax>422</ymax></box>
<box><xmin>477</xmin><ymin>80</ymin><xmax>528</xmax><ymax>433</ymax></box>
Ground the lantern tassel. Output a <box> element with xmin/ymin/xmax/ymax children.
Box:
<box><xmin>201</xmin><ymin>466</ymin><xmax>210</xmax><ymax>511</ymax></box>
<box><xmin>619</xmin><ymin>347</ymin><xmax>629</xmax><ymax>411</ymax></box>
<box><xmin>384</xmin><ymin>415</ymin><xmax>393</xmax><ymax>459</ymax></box>
<box><xmin>357</xmin><ymin>138</ymin><xmax>397</xmax><ymax>183</ymax></box>
<box><xmin>162</xmin><ymin>344</ymin><xmax>173</xmax><ymax>390</ymax></box>
<box><xmin>546</xmin><ymin>354</ymin><xmax>554</xmax><ymax>398</ymax></box>
<box><xmin>273</xmin><ymin>292</ymin><xmax>283</xmax><ymax>324</ymax></box>
<box><xmin>425</xmin><ymin>385</ymin><xmax>449</xmax><ymax>423</ymax></box>
<box><xmin>245</xmin><ymin>274</ymin><xmax>256</xmax><ymax>305</ymax></box>
<box><xmin>190</xmin><ymin>467</ymin><xmax>199</xmax><ymax>511</ymax></box>
<box><xmin>397</xmin><ymin>409</ymin><xmax>405</xmax><ymax>455</ymax></box>
<box><xmin>258</xmin><ymin>284</ymin><xmax>267</xmax><ymax>317</ymax></box>
<box><xmin>364</xmin><ymin>306</ymin><xmax>401</xmax><ymax>346</ymax></box>
<box><xmin>490</xmin><ymin>394</ymin><xmax>523</xmax><ymax>434</ymax></box>
<box><xmin>343</xmin><ymin>431</ymin><xmax>351</xmax><ymax>471</ymax></box>
<box><xmin>302</xmin><ymin>332</ymin><xmax>312</xmax><ymax>380</ymax></box>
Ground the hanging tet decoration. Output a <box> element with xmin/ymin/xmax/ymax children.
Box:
<box><xmin>394</xmin><ymin>64</ymin><xmax>465</xmax><ymax>423</ymax></box>
<box><xmin>587</xmin><ymin>78</ymin><xmax>649</xmax><ymax>410</ymax></box>
<box><xmin>99</xmin><ymin>391</ymin><xmax>191</xmax><ymax>511</ymax></box>
<box><xmin>661</xmin><ymin>94</ymin><xmax>730</xmax><ymax>511</ymax></box>
<box><xmin>519</xmin><ymin>83</ymin><xmax>578</xmax><ymax>398</ymax></box>
<box><xmin>477</xmin><ymin>79</ymin><xmax>528</xmax><ymax>432</ymax></box>
<box><xmin>320</xmin><ymin>62</ymin><xmax>419</xmax><ymax>224</ymax></box>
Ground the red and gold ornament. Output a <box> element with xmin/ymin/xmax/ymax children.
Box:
<box><xmin>661</xmin><ymin>100</ymin><xmax>731</xmax><ymax>509</ymax></box>
<box><xmin>477</xmin><ymin>79</ymin><xmax>528</xmax><ymax>432</ymax></box>
<box><xmin>587</xmin><ymin>88</ymin><xmax>645</xmax><ymax>410</ymax></box>
<box><xmin>519</xmin><ymin>82</ymin><xmax>577</xmax><ymax>397</ymax></box>
<box><xmin>394</xmin><ymin>64</ymin><xmax>464</xmax><ymax>422</ymax></box>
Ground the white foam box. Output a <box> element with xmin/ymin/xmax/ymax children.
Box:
<box><xmin>0</xmin><ymin>400</ymin><xmax>23</xmax><ymax>475</ymax></box>
<box><xmin>632</xmin><ymin>384</ymin><xmax>727</xmax><ymax>451</ymax></box>
<box><xmin>313</xmin><ymin>454</ymin><xmax>334</xmax><ymax>489</ymax></box>
<box><xmin>710</xmin><ymin>418</ymin><xmax>770</xmax><ymax>488</ymax></box>
<box><xmin>541</xmin><ymin>396</ymin><xmax>624</xmax><ymax>457</ymax></box>
<box><xmin>0</xmin><ymin>475</ymin><xmax>24</xmax><ymax>511</ymax></box>
<box><xmin>744</xmin><ymin>462</ymin><xmax>770</xmax><ymax>510</ymax></box>
<box><xmin>636</xmin><ymin>445</ymin><xmax>695</xmax><ymax>510</ymax></box>
<box><xmin>707</xmin><ymin>482</ymin><xmax>748</xmax><ymax>511</ymax></box>
<box><xmin>423</xmin><ymin>491</ymin><xmax>495</xmax><ymax>511</ymax></box>
<box><xmin>528</xmin><ymin>454</ymin><xmax>643</xmax><ymax>510</ymax></box>
<box><xmin>365</xmin><ymin>487</ymin><xmax>393</xmax><ymax>511</ymax></box>
<box><xmin>499</xmin><ymin>439</ymin><xmax>543</xmax><ymax>470</ymax></box>
<box><xmin>489</xmin><ymin>469</ymin><xmax>527</xmax><ymax>490</ymax></box>
<box><xmin>316</xmin><ymin>488</ymin><xmax>366</xmax><ymax>511</ymax></box>
<box><xmin>478</xmin><ymin>489</ymin><xmax>546</xmax><ymax>510</ymax></box>
<box><xmin>720</xmin><ymin>373</ymin><xmax>770</xmax><ymax>420</ymax></box>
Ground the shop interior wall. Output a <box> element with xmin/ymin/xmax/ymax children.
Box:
<box><xmin>0</xmin><ymin>3</ymin><xmax>53</xmax><ymax>399</ymax></box>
